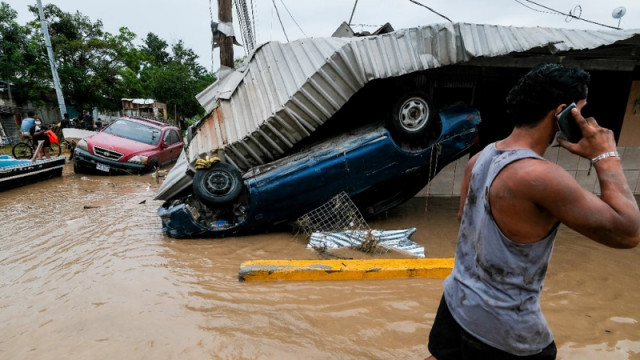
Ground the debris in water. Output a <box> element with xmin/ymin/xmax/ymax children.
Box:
<box><xmin>308</xmin><ymin>228</ymin><xmax>425</xmax><ymax>258</ymax></box>
<box><xmin>297</xmin><ymin>192</ymin><xmax>425</xmax><ymax>257</ymax></box>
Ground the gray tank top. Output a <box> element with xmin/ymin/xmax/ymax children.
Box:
<box><xmin>443</xmin><ymin>142</ymin><xmax>559</xmax><ymax>356</ymax></box>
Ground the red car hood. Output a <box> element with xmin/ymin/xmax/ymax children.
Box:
<box><xmin>86</xmin><ymin>132</ymin><xmax>157</xmax><ymax>159</ymax></box>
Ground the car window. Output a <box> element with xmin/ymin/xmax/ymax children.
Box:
<box><xmin>103</xmin><ymin>119</ymin><xmax>162</xmax><ymax>145</ymax></box>
<box><xmin>163</xmin><ymin>130</ymin><xmax>181</xmax><ymax>145</ymax></box>
<box><xmin>170</xmin><ymin>130</ymin><xmax>181</xmax><ymax>144</ymax></box>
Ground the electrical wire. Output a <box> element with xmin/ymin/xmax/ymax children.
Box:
<box><xmin>234</xmin><ymin>0</ymin><xmax>256</xmax><ymax>54</ymax></box>
<box><xmin>408</xmin><ymin>0</ymin><xmax>452</xmax><ymax>23</ymax></box>
<box><xmin>279</xmin><ymin>0</ymin><xmax>307</xmax><ymax>37</ymax></box>
<box><xmin>513</xmin><ymin>0</ymin><xmax>555</xmax><ymax>15</ymax></box>
<box><xmin>271</xmin><ymin>0</ymin><xmax>290</xmax><ymax>42</ymax></box>
<box><xmin>209</xmin><ymin>0</ymin><xmax>215</xmax><ymax>73</ymax></box>
<box><xmin>251</xmin><ymin>0</ymin><xmax>257</xmax><ymax>45</ymax></box>
<box><xmin>350</xmin><ymin>24</ymin><xmax>384</xmax><ymax>28</ymax></box>
<box><xmin>566</xmin><ymin>5</ymin><xmax>582</xmax><ymax>23</ymax></box>
<box><xmin>515</xmin><ymin>0</ymin><xmax>621</xmax><ymax>30</ymax></box>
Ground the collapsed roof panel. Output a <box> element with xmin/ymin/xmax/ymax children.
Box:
<box><xmin>155</xmin><ymin>22</ymin><xmax>640</xmax><ymax>201</ymax></box>
<box><xmin>187</xmin><ymin>23</ymin><xmax>639</xmax><ymax>171</ymax></box>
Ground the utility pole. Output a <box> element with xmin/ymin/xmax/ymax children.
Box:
<box><xmin>36</xmin><ymin>0</ymin><xmax>67</xmax><ymax>119</ymax></box>
<box><xmin>218</xmin><ymin>0</ymin><xmax>234</xmax><ymax>68</ymax></box>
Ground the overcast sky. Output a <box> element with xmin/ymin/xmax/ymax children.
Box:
<box><xmin>4</xmin><ymin>0</ymin><xmax>640</xmax><ymax>72</ymax></box>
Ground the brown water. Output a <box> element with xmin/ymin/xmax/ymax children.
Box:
<box><xmin>1</xmin><ymin>162</ymin><xmax>639</xmax><ymax>360</ymax></box>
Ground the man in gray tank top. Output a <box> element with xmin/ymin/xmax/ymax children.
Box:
<box><xmin>427</xmin><ymin>64</ymin><xmax>640</xmax><ymax>359</ymax></box>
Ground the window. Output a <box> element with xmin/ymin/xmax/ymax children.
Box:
<box><xmin>103</xmin><ymin>119</ymin><xmax>162</xmax><ymax>145</ymax></box>
<box><xmin>164</xmin><ymin>130</ymin><xmax>181</xmax><ymax>145</ymax></box>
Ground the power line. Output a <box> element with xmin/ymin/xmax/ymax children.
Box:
<box><xmin>350</xmin><ymin>24</ymin><xmax>385</xmax><ymax>28</ymax></box>
<box><xmin>279</xmin><ymin>0</ymin><xmax>307</xmax><ymax>38</ymax></box>
<box><xmin>566</xmin><ymin>5</ymin><xmax>582</xmax><ymax>23</ymax></box>
<box><xmin>271</xmin><ymin>0</ymin><xmax>289</xmax><ymax>42</ymax></box>
<box><xmin>234</xmin><ymin>0</ymin><xmax>257</xmax><ymax>54</ymax></box>
<box><xmin>514</xmin><ymin>0</ymin><xmax>555</xmax><ymax>15</ymax></box>
<box><xmin>209</xmin><ymin>0</ymin><xmax>215</xmax><ymax>72</ymax></box>
<box><xmin>515</xmin><ymin>0</ymin><xmax>621</xmax><ymax>30</ymax></box>
<box><xmin>251</xmin><ymin>0</ymin><xmax>257</xmax><ymax>45</ymax></box>
<box><xmin>408</xmin><ymin>0</ymin><xmax>452</xmax><ymax>23</ymax></box>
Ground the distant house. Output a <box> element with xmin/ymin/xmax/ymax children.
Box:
<box><xmin>0</xmin><ymin>80</ymin><xmax>65</xmax><ymax>143</ymax></box>
<box><xmin>121</xmin><ymin>98</ymin><xmax>167</xmax><ymax>120</ymax></box>
<box><xmin>0</xmin><ymin>80</ymin><xmax>20</xmax><ymax>145</ymax></box>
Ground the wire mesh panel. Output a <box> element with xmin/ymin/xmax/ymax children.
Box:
<box><xmin>297</xmin><ymin>192</ymin><xmax>425</xmax><ymax>257</ymax></box>
<box><xmin>295</xmin><ymin>191</ymin><xmax>369</xmax><ymax>235</ymax></box>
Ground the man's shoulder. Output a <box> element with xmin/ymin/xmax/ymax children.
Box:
<box><xmin>510</xmin><ymin>156</ymin><xmax>561</xmax><ymax>169</ymax></box>
<box><xmin>499</xmin><ymin>156</ymin><xmax>576</xmax><ymax>193</ymax></box>
<box><xmin>499</xmin><ymin>157</ymin><xmax>568</xmax><ymax>182</ymax></box>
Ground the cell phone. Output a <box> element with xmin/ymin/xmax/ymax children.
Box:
<box><xmin>556</xmin><ymin>103</ymin><xmax>581</xmax><ymax>143</ymax></box>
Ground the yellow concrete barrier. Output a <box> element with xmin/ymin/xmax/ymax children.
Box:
<box><xmin>239</xmin><ymin>258</ymin><xmax>454</xmax><ymax>282</ymax></box>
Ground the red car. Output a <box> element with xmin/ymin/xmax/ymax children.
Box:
<box><xmin>73</xmin><ymin>117</ymin><xmax>184</xmax><ymax>174</ymax></box>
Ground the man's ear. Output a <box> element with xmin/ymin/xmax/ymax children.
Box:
<box><xmin>554</xmin><ymin>103</ymin><xmax>567</xmax><ymax>117</ymax></box>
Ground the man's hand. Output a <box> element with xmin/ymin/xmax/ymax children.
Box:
<box><xmin>557</xmin><ymin>107</ymin><xmax>617</xmax><ymax>160</ymax></box>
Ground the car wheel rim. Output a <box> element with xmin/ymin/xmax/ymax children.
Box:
<box><xmin>398</xmin><ymin>97</ymin><xmax>429</xmax><ymax>132</ymax></box>
<box><xmin>204</xmin><ymin>170</ymin><xmax>235</xmax><ymax>196</ymax></box>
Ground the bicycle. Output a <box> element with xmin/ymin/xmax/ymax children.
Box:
<box><xmin>12</xmin><ymin>131</ymin><xmax>62</xmax><ymax>159</ymax></box>
<box><xmin>49</xmin><ymin>122</ymin><xmax>75</xmax><ymax>159</ymax></box>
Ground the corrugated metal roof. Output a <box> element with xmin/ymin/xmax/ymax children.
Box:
<box><xmin>185</xmin><ymin>22</ymin><xmax>640</xmax><ymax>171</ymax></box>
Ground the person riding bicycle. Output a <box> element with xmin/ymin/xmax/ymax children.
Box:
<box><xmin>29</xmin><ymin>118</ymin><xmax>50</xmax><ymax>160</ymax></box>
<box><xmin>20</xmin><ymin>111</ymin><xmax>36</xmax><ymax>137</ymax></box>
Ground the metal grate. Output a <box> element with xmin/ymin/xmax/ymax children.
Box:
<box><xmin>296</xmin><ymin>192</ymin><xmax>427</xmax><ymax>257</ymax></box>
<box><xmin>295</xmin><ymin>191</ymin><xmax>370</xmax><ymax>237</ymax></box>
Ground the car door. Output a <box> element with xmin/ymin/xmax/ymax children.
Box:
<box><xmin>166</xmin><ymin>130</ymin><xmax>184</xmax><ymax>162</ymax></box>
<box><xmin>158</xmin><ymin>129</ymin><xmax>183</xmax><ymax>165</ymax></box>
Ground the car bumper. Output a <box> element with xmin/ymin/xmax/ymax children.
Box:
<box><xmin>74</xmin><ymin>148</ymin><xmax>147</xmax><ymax>174</ymax></box>
<box><xmin>157</xmin><ymin>202</ymin><xmax>249</xmax><ymax>238</ymax></box>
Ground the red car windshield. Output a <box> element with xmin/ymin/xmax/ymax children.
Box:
<box><xmin>103</xmin><ymin>119</ymin><xmax>163</xmax><ymax>145</ymax></box>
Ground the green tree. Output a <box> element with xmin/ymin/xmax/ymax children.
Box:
<box><xmin>141</xmin><ymin>32</ymin><xmax>169</xmax><ymax>66</ymax></box>
<box><xmin>142</xmin><ymin>36</ymin><xmax>215</xmax><ymax>121</ymax></box>
<box><xmin>0</xmin><ymin>2</ymin><xmax>49</xmax><ymax>105</ymax></box>
<box><xmin>26</xmin><ymin>3</ymin><xmax>145</xmax><ymax>111</ymax></box>
<box><xmin>4</xmin><ymin>3</ymin><xmax>215</xmax><ymax>125</ymax></box>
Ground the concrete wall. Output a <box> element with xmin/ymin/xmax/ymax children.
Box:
<box><xmin>421</xmin><ymin>146</ymin><xmax>640</xmax><ymax>197</ymax></box>
<box><xmin>424</xmin><ymin>80</ymin><xmax>640</xmax><ymax>197</ymax></box>
<box><xmin>618</xmin><ymin>80</ymin><xmax>640</xmax><ymax>147</ymax></box>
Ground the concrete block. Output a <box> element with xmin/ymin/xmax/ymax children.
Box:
<box><xmin>239</xmin><ymin>258</ymin><xmax>455</xmax><ymax>282</ymax></box>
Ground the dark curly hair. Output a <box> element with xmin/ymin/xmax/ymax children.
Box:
<box><xmin>506</xmin><ymin>63</ymin><xmax>590</xmax><ymax>128</ymax></box>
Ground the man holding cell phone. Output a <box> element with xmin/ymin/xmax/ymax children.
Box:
<box><xmin>426</xmin><ymin>63</ymin><xmax>640</xmax><ymax>360</ymax></box>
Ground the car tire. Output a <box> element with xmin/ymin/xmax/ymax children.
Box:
<box><xmin>390</xmin><ymin>91</ymin><xmax>434</xmax><ymax>140</ymax></box>
<box><xmin>73</xmin><ymin>161</ymin><xmax>81</xmax><ymax>174</ymax></box>
<box><xmin>146</xmin><ymin>159</ymin><xmax>159</xmax><ymax>173</ymax></box>
<box><xmin>192</xmin><ymin>162</ymin><xmax>243</xmax><ymax>205</ymax></box>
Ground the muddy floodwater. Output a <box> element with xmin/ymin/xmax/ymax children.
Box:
<box><xmin>1</xmin><ymin>161</ymin><xmax>639</xmax><ymax>360</ymax></box>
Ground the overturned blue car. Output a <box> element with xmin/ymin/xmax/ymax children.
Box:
<box><xmin>157</xmin><ymin>104</ymin><xmax>480</xmax><ymax>238</ymax></box>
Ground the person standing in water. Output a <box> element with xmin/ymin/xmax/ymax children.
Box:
<box><xmin>427</xmin><ymin>64</ymin><xmax>640</xmax><ymax>360</ymax></box>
